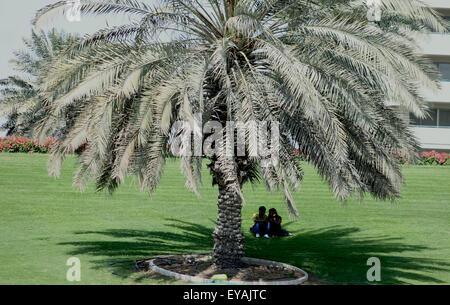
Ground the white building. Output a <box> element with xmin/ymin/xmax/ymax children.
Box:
<box><xmin>409</xmin><ymin>0</ymin><xmax>450</xmax><ymax>151</ymax></box>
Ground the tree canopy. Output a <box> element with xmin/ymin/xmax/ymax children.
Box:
<box><xmin>25</xmin><ymin>0</ymin><xmax>449</xmax><ymax>216</ymax></box>
<box><xmin>0</xmin><ymin>30</ymin><xmax>80</xmax><ymax>136</ymax></box>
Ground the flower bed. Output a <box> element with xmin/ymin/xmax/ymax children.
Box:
<box><xmin>417</xmin><ymin>151</ymin><xmax>450</xmax><ymax>165</ymax></box>
<box><xmin>395</xmin><ymin>151</ymin><xmax>450</xmax><ymax>165</ymax></box>
<box><xmin>1</xmin><ymin>137</ymin><xmax>449</xmax><ymax>165</ymax></box>
<box><xmin>296</xmin><ymin>149</ymin><xmax>449</xmax><ymax>166</ymax></box>
<box><xmin>0</xmin><ymin>136</ymin><xmax>57</xmax><ymax>153</ymax></box>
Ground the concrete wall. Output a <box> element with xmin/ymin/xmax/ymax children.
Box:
<box><xmin>392</xmin><ymin>108</ymin><xmax>450</xmax><ymax>151</ymax></box>
<box><xmin>413</xmin><ymin>126</ymin><xmax>450</xmax><ymax>150</ymax></box>
<box><xmin>423</xmin><ymin>0</ymin><xmax>450</xmax><ymax>9</ymax></box>
<box><xmin>422</xmin><ymin>82</ymin><xmax>450</xmax><ymax>104</ymax></box>
<box><xmin>417</xmin><ymin>34</ymin><xmax>450</xmax><ymax>57</ymax></box>
<box><xmin>387</xmin><ymin>82</ymin><xmax>450</xmax><ymax>107</ymax></box>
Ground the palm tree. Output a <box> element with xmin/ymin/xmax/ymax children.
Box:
<box><xmin>0</xmin><ymin>30</ymin><xmax>79</xmax><ymax>136</ymax></box>
<box><xmin>0</xmin><ymin>76</ymin><xmax>35</xmax><ymax>135</ymax></box>
<box><xmin>32</xmin><ymin>0</ymin><xmax>448</xmax><ymax>269</ymax></box>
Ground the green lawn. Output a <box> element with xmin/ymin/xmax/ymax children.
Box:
<box><xmin>0</xmin><ymin>153</ymin><xmax>449</xmax><ymax>284</ymax></box>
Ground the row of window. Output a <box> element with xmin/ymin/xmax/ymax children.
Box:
<box><xmin>410</xmin><ymin>108</ymin><xmax>450</xmax><ymax>127</ymax></box>
<box><xmin>431</xmin><ymin>15</ymin><xmax>450</xmax><ymax>81</ymax></box>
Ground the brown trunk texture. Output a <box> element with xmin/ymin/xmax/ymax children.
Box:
<box><xmin>212</xmin><ymin>185</ymin><xmax>244</xmax><ymax>269</ymax></box>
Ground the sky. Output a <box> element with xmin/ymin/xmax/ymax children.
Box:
<box><xmin>0</xmin><ymin>0</ymin><xmax>132</xmax><ymax>137</ymax></box>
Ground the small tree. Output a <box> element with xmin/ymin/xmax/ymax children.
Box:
<box><xmin>0</xmin><ymin>30</ymin><xmax>79</xmax><ymax>136</ymax></box>
<box><xmin>32</xmin><ymin>0</ymin><xmax>447</xmax><ymax>269</ymax></box>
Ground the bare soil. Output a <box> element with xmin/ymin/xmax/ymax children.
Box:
<box><xmin>136</xmin><ymin>254</ymin><xmax>325</xmax><ymax>284</ymax></box>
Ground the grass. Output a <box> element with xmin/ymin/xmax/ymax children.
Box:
<box><xmin>0</xmin><ymin>153</ymin><xmax>449</xmax><ymax>285</ymax></box>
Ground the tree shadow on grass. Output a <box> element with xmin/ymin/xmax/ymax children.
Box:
<box><xmin>245</xmin><ymin>225</ymin><xmax>450</xmax><ymax>284</ymax></box>
<box><xmin>60</xmin><ymin>219</ymin><xmax>449</xmax><ymax>284</ymax></box>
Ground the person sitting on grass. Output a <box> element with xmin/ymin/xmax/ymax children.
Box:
<box><xmin>250</xmin><ymin>206</ymin><xmax>270</xmax><ymax>238</ymax></box>
<box><xmin>268</xmin><ymin>208</ymin><xmax>292</xmax><ymax>237</ymax></box>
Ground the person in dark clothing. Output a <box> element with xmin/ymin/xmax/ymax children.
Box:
<box><xmin>267</xmin><ymin>208</ymin><xmax>292</xmax><ymax>237</ymax></box>
<box><xmin>250</xmin><ymin>206</ymin><xmax>270</xmax><ymax>238</ymax></box>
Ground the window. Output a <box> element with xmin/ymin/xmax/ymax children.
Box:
<box><xmin>434</xmin><ymin>63</ymin><xmax>450</xmax><ymax>81</ymax></box>
<box><xmin>410</xmin><ymin>108</ymin><xmax>450</xmax><ymax>128</ymax></box>
<box><xmin>410</xmin><ymin>109</ymin><xmax>437</xmax><ymax>126</ymax></box>
<box><xmin>440</xmin><ymin>109</ymin><xmax>450</xmax><ymax>127</ymax></box>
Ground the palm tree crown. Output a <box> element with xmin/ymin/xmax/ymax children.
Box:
<box><xmin>31</xmin><ymin>0</ymin><xmax>448</xmax><ymax>268</ymax></box>
<box><xmin>0</xmin><ymin>30</ymin><xmax>79</xmax><ymax>136</ymax></box>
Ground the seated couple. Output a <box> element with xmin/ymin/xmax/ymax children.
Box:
<box><xmin>250</xmin><ymin>206</ymin><xmax>292</xmax><ymax>238</ymax></box>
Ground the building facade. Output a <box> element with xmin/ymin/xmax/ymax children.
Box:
<box><xmin>409</xmin><ymin>0</ymin><xmax>450</xmax><ymax>151</ymax></box>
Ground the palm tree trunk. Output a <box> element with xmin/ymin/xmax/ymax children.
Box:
<box><xmin>212</xmin><ymin>184</ymin><xmax>244</xmax><ymax>269</ymax></box>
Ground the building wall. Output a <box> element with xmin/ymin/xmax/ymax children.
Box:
<box><xmin>412</xmin><ymin>127</ymin><xmax>450</xmax><ymax>150</ymax></box>
<box><xmin>412</xmin><ymin>2</ymin><xmax>450</xmax><ymax>151</ymax></box>
<box><xmin>417</xmin><ymin>34</ymin><xmax>450</xmax><ymax>57</ymax></box>
<box><xmin>421</xmin><ymin>82</ymin><xmax>450</xmax><ymax>104</ymax></box>
<box><xmin>423</xmin><ymin>0</ymin><xmax>450</xmax><ymax>9</ymax></box>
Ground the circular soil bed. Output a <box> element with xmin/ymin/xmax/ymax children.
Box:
<box><xmin>140</xmin><ymin>254</ymin><xmax>309</xmax><ymax>285</ymax></box>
